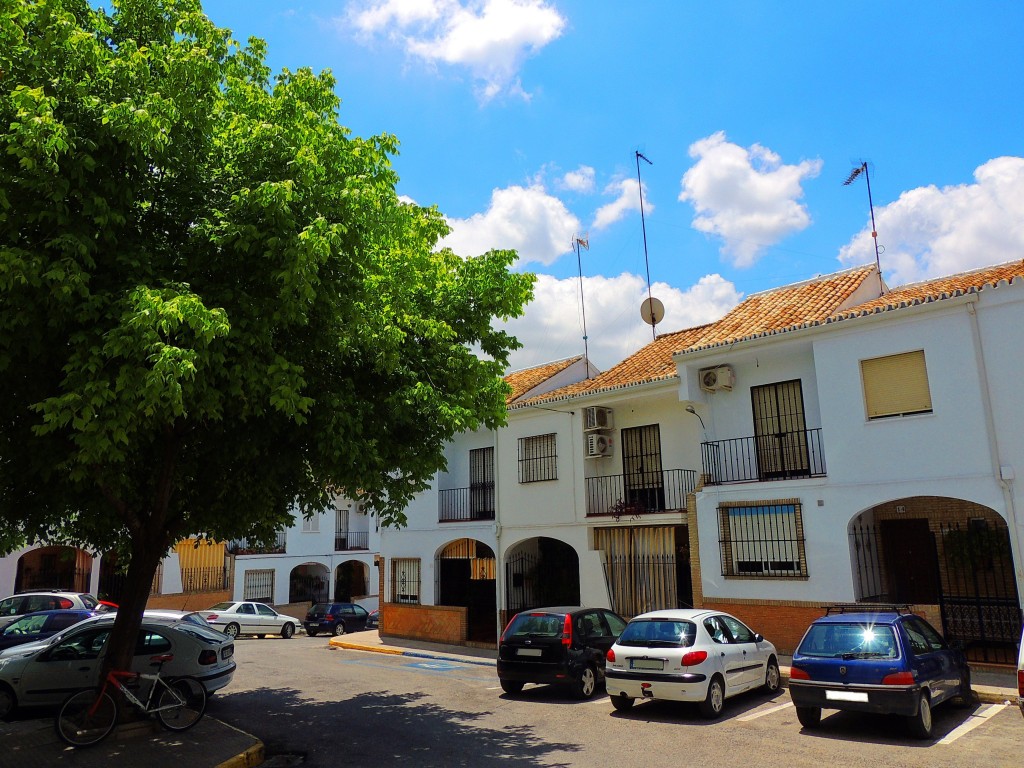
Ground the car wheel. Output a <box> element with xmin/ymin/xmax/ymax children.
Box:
<box><xmin>796</xmin><ymin>706</ymin><xmax>821</xmax><ymax>729</ymax></box>
<box><xmin>698</xmin><ymin>675</ymin><xmax>725</xmax><ymax>719</ymax></box>
<box><xmin>500</xmin><ymin>680</ymin><xmax>524</xmax><ymax>695</ymax></box>
<box><xmin>572</xmin><ymin>665</ymin><xmax>598</xmax><ymax>699</ymax></box>
<box><xmin>307</xmin><ymin>630</ymin><xmax>318</xmax><ymax>637</ymax></box>
<box><xmin>0</xmin><ymin>683</ymin><xmax>16</xmax><ymax>720</ymax></box>
<box><xmin>763</xmin><ymin>657</ymin><xmax>781</xmax><ymax>694</ymax></box>
<box><xmin>256</xmin><ymin>634</ymin><xmax>266</xmax><ymax>639</ymax></box>
<box><xmin>333</xmin><ymin>622</ymin><xmax>346</xmax><ymax>637</ymax></box>
<box><xmin>908</xmin><ymin>692</ymin><xmax>933</xmax><ymax>740</ymax></box>
<box><xmin>610</xmin><ymin>694</ymin><xmax>634</xmax><ymax>712</ymax></box>
<box><xmin>281</xmin><ymin>622</ymin><xmax>295</xmax><ymax>639</ymax></box>
<box><xmin>224</xmin><ymin>623</ymin><xmax>240</xmax><ymax>639</ymax></box>
<box><xmin>954</xmin><ymin>667</ymin><xmax>974</xmax><ymax>707</ymax></box>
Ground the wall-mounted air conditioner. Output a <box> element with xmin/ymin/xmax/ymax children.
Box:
<box><xmin>585</xmin><ymin>433</ymin><xmax>613</xmax><ymax>458</ymax></box>
<box><xmin>583</xmin><ymin>406</ymin><xmax>614</xmax><ymax>432</ymax></box>
<box><xmin>699</xmin><ymin>365</ymin><xmax>735</xmax><ymax>393</ymax></box>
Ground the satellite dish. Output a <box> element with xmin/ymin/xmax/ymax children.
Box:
<box><xmin>640</xmin><ymin>296</ymin><xmax>665</xmax><ymax>326</ymax></box>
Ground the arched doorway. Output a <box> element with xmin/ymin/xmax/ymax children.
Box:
<box><xmin>334</xmin><ymin>561</ymin><xmax>369</xmax><ymax>602</ymax></box>
<box><xmin>849</xmin><ymin>496</ymin><xmax>1021</xmax><ymax>664</ymax></box>
<box><xmin>15</xmin><ymin>547</ymin><xmax>92</xmax><ymax>593</ymax></box>
<box><xmin>289</xmin><ymin>563</ymin><xmax>329</xmax><ymax>604</ymax></box>
<box><xmin>437</xmin><ymin>539</ymin><xmax>497</xmax><ymax>643</ymax></box>
<box><xmin>504</xmin><ymin>537</ymin><xmax>580</xmax><ymax>615</ymax></box>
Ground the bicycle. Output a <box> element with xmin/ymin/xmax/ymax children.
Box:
<box><xmin>55</xmin><ymin>653</ymin><xmax>207</xmax><ymax>747</ymax></box>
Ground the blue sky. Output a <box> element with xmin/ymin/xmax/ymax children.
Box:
<box><xmin>202</xmin><ymin>1</ymin><xmax>1024</xmax><ymax>371</ymax></box>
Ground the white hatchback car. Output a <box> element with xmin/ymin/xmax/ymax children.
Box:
<box><xmin>605</xmin><ymin>608</ymin><xmax>780</xmax><ymax>717</ymax></box>
<box><xmin>203</xmin><ymin>601</ymin><xmax>297</xmax><ymax>639</ymax></box>
<box><xmin>0</xmin><ymin>614</ymin><xmax>235</xmax><ymax>719</ymax></box>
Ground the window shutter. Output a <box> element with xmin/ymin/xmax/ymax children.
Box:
<box><xmin>861</xmin><ymin>350</ymin><xmax>932</xmax><ymax>419</ymax></box>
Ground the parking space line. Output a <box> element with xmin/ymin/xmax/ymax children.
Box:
<box><xmin>738</xmin><ymin>700</ymin><xmax>793</xmax><ymax>721</ymax></box>
<box><xmin>936</xmin><ymin>703</ymin><xmax>1005</xmax><ymax>745</ymax></box>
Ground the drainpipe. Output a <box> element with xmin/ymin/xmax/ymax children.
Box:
<box><xmin>966</xmin><ymin>299</ymin><xmax>1024</xmax><ymax>607</ymax></box>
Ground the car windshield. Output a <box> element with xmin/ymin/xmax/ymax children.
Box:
<box><xmin>617</xmin><ymin>619</ymin><xmax>696</xmax><ymax>648</ymax></box>
<box><xmin>798</xmin><ymin>622</ymin><xmax>900</xmax><ymax>659</ymax></box>
<box><xmin>505</xmin><ymin>613</ymin><xmax>564</xmax><ymax>638</ymax></box>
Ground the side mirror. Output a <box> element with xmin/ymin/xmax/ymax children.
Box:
<box><xmin>754</xmin><ymin>633</ymin><xmax>764</xmax><ymax>643</ymax></box>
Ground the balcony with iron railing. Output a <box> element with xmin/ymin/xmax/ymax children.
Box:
<box><xmin>585</xmin><ymin>468</ymin><xmax>697</xmax><ymax>517</ymax></box>
<box><xmin>334</xmin><ymin>530</ymin><xmax>370</xmax><ymax>551</ymax></box>
<box><xmin>438</xmin><ymin>484</ymin><xmax>495</xmax><ymax>523</ymax></box>
<box><xmin>227</xmin><ymin>532</ymin><xmax>287</xmax><ymax>555</ymax></box>
<box><xmin>700</xmin><ymin>428</ymin><xmax>826</xmax><ymax>485</ymax></box>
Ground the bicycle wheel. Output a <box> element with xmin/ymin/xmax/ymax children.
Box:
<box><xmin>56</xmin><ymin>689</ymin><xmax>117</xmax><ymax>747</ymax></box>
<box><xmin>155</xmin><ymin>677</ymin><xmax>207</xmax><ymax>731</ymax></box>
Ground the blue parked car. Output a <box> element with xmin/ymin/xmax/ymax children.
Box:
<box><xmin>788</xmin><ymin>606</ymin><xmax>972</xmax><ymax>739</ymax></box>
<box><xmin>0</xmin><ymin>609</ymin><xmax>99</xmax><ymax>651</ymax></box>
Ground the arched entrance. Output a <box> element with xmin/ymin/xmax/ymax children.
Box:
<box><xmin>289</xmin><ymin>563</ymin><xmax>329</xmax><ymax>604</ymax></box>
<box><xmin>15</xmin><ymin>547</ymin><xmax>92</xmax><ymax>593</ymax></box>
<box><xmin>849</xmin><ymin>496</ymin><xmax>1021</xmax><ymax>664</ymax></box>
<box><xmin>437</xmin><ymin>539</ymin><xmax>497</xmax><ymax>643</ymax></box>
<box><xmin>334</xmin><ymin>560</ymin><xmax>369</xmax><ymax>602</ymax></box>
<box><xmin>504</xmin><ymin>537</ymin><xmax>580</xmax><ymax>615</ymax></box>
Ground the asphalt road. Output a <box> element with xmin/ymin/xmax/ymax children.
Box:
<box><xmin>209</xmin><ymin>634</ymin><xmax>1024</xmax><ymax>768</ymax></box>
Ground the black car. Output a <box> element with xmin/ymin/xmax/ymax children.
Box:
<box><xmin>496</xmin><ymin>606</ymin><xmax>627</xmax><ymax>699</ymax></box>
<box><xmin>303</xmin><ymin>602</ymin><xmax>371</xmax><ymax>636</ymax></box>
<box><xmin>0</xmin><ymin>609</ymin><xmax>99</xmax><ymax>650</ymax></box>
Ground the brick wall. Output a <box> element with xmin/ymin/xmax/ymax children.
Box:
<box><xmin>146</xmin><ymin>589</ymin><xmax>231</xmax><ymax>611</ymax></box>
<box><xmin>382</xmin><ymin>602</ymin><xmax>467</xmax><ymax>645</ymax></box>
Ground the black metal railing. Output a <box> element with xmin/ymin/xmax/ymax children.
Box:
<box><xmin>585</xmin><ymin>468</ymin><xmax>697</xmax><ymax>517</ymax></box>
<box><xmin>701</xmin><ymin>428</ymin><xmax>826</xmax><ymax>485</ymax></box>
<box><xmin>438</xmin><ymin>486</ymin><xmax>495</xmax><ymax>522</ymax></box>
<box><xmin>181</xmin><ymin>566</ymin><xmax>230</xmax><ymax>592</ymax></box>
<box><xmin>227</xmin><ymin>532</ymin><xmax>287</xmax><ymax>555</ymax></box>
<box><xmin>334</xmin><ymin>531</ymin><xmax>369</xmax><ymax>551</ymax></box>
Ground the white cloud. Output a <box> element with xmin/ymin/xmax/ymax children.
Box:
<box><xmin>501</xmin><ymin>272</ymin><xmax>742</xmax><ymax>371</ymax></box>
<box><xmin>679</xmin><ymin>131</ymin><xmax>822</xmax><ymax>268</ymax></box>
<box><xmin>439</xmin><ymin>184</ymin><xmax>580</xmax><ymax>266</ymax></box>
<box><xmin>592</xmin><ymin>178</ymin><xmax>648</xmax><ymax>230</ymax></box>
<box><xmin>344</xmin><ymin>0</ymin><xmax>566</xmax><ymax>101</ymax></box>
<box><xmin>838</xmin><ymin>156</ymin><xmax>1024</xmax><ymax>285</ymax></box>
<box><xmin>557</xmin><ymin>165</ymin><xmax>596</xmax><ymax>194</ymax></box>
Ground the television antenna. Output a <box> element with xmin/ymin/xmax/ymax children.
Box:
<box><xmin>635</xmin><ymin>151</ymin><xmax>661</xmax><ymax>339</ymax></box>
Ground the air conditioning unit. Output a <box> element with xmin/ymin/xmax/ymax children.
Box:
<box><xmin>699</xmin><ymin>365</ymin><xmax>735</xmax><ymax>393</ymax></box>
<box><xmin>583</xmin><ymin>406</ymin><xmax>614</xmax><ymax>432</ymax></box>
<box><xmin>585</xmin><ymin>433</ymin><xmax>613</xmax><ymax>459</ymax></box>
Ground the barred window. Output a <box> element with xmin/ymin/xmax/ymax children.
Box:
<box><xmin>518</xmin><ymin>433</ymin><xmax>557</xmax><ymax>483</ymax></box>
<box><xmin>470</xmin><ymin>447</ymin><xmax>495</xmax><ymax>515</ymax></box>
<box><xmin>718</xmin><ymin>502</ymin><xmax>807</xmax><ymax>578</ymax></box>
<box><xmin>861</xmin><ymin>350</ymin><xmax>932</xmax><ymax>419</ymax></box>
<box><xmin>391</xmin><ymin>558</ymin><xmax>421</xmax><ymax>604</ymax></box>
<box><xmin>243</xmin><ymin>569</ymin><xmax>275</xmax><ymax>602</ymax></box>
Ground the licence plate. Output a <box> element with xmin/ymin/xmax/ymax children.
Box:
<box><xmin>630</xmin><ymin>658</ymin><xmax>664</xmax><ymax>671</ymax></box>
<box><xmin>309</xmin><ymin>622</ymin><xmax>319</xmax><ymax>626</ymax></box>
<box><xmin>826</xmin><ymin>690</ymin><xmax>869</xmax><ymax>703</ymax></box>
<box><xmin>517</xmin><ymin>648</ymin><xmax>543</xmax><ymax>657</ymax></box>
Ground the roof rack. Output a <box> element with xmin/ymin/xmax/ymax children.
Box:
<box><xmin>824</xmin><ymin>603</ymin><xmax>913</xmax><ymax>616</ymax></box>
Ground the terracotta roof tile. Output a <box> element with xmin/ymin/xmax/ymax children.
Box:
<box><xmin>504</xmin><ymin>356</ymin><xmax>584</xmax><ymax>403</ymax></box>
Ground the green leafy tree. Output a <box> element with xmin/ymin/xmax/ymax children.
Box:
<box><xmin>0</xmin><ymin>0</ymin><xmax>533</xmax><ymax>673</ymax></box>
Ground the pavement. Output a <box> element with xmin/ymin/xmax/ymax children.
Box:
<box><xmin>1</xmin><ymin>630</ymin><xmax>1018</xmax><ymax>768</ymax></box>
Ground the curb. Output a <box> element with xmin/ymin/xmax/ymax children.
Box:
<box><xmin>212</xmin><ymin>719</ymin><xmax>265</xmax><ymax>768</ymax></box>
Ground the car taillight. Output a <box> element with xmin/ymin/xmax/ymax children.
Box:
<box><xmin>606</xmin><ymin>648</ymin><xmax>616</xmax><ymax>662</ymax></box>
<box><xmin>59</xmin><ymin>598</ymin><xmax>73</xmax><ymax>609</ymax></box>
<box><xmin>789</xmin><ymin>666</ymin><xmax>811</xmax><ymax>680</ymax></box>
<box><xmin>499</xmin><ymin>616</ymin><xmax>516</xmax><ymax>644</ymax></box>
<box><xmin>1017</xmin><ymin>669</ymin><xmax>1023</xmax><ymax>697</ymax></box>
<box><xmin>680</xmin><ymin>651</ymin><xmax>708</xmax><ymax>666</ymax></box>
<box><xmin>562</xmin><ymin>614</ymin><xmax>572</xmax><ymax>648</ymax></box>
<box><xmin>198</xmin><ymin>650</ymin><xmax>217</xmax><ymax>665</ymax></box>
<box><xmin>882</xmin><ymin>671</ymin><xmax>916</xmax><ymax>685</ymax></box>
<box><xmin>206</xmin><ymin>614</ymin><xmax>218</xmax><ymax>621</ymax></box>
<box><xmin>325</xmin><ymin>614</ymin><xmax>334</xmax><ymax>621</ymax></box>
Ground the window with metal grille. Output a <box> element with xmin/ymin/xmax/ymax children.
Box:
<box><xmin>470</xmin><ymin>447</ymin><xmax>495</xmax><ymax>515</ymax></box>
<box><xmin>518</xmin><ymin>433</ymin><xmax>557</xmax><ymax>483</ymax></box>
<box><xmin>860</xmin><ymin>350</ymin><xmax>932</xmax><ymax>419</ymax></box>
<box><xmin>243</xmin><ymin>569</ymin><xmax>275</xmax><ymax>602</ymax></box>
<box><xmin>718</xmin><ymin>501</ymin><xmax>807</xmax><ymax>578</ymax></box>
<box><xmin>391</xmin><ymin>558</ymin><xmax>421</xmax><ymax>604</ymax></box>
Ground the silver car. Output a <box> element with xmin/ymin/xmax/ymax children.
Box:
<box><xmin>0</xmin><ymin>591</ymin><xmax>98</xmax><ymax>631</ymax></box>
<box><xmin>0</xmin><ymin>614</ymin><xmax>235</xmax><ymax>719</ymax></box>
<box><xmin>202</xmin><ymin>601</ymin><xmax>297</xmax><ymax>639</ymax></box>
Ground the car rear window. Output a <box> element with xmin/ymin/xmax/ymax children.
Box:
<box><xmin>798</xmin><ymin>622</ymin><xmax>899</xmax><ymax>659</ymax></box>
<box><xmin>617</xmin><ymin>619</ymin><xmax>696</xmax><ymax>648</ymax></box>
<box><xmin>505</xmin><ymin>613</ymin><xmax>564</xmax><ymax>638</ymax></box>
<box><xmin>310</xmin><ymin>603</ymin><xmax>330</xmax><ymax>613</ymax></box>
<box><xmin>209</xmin><ymin>602</ymin><xmax>235</xmax><ymax>611</ymax></box>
